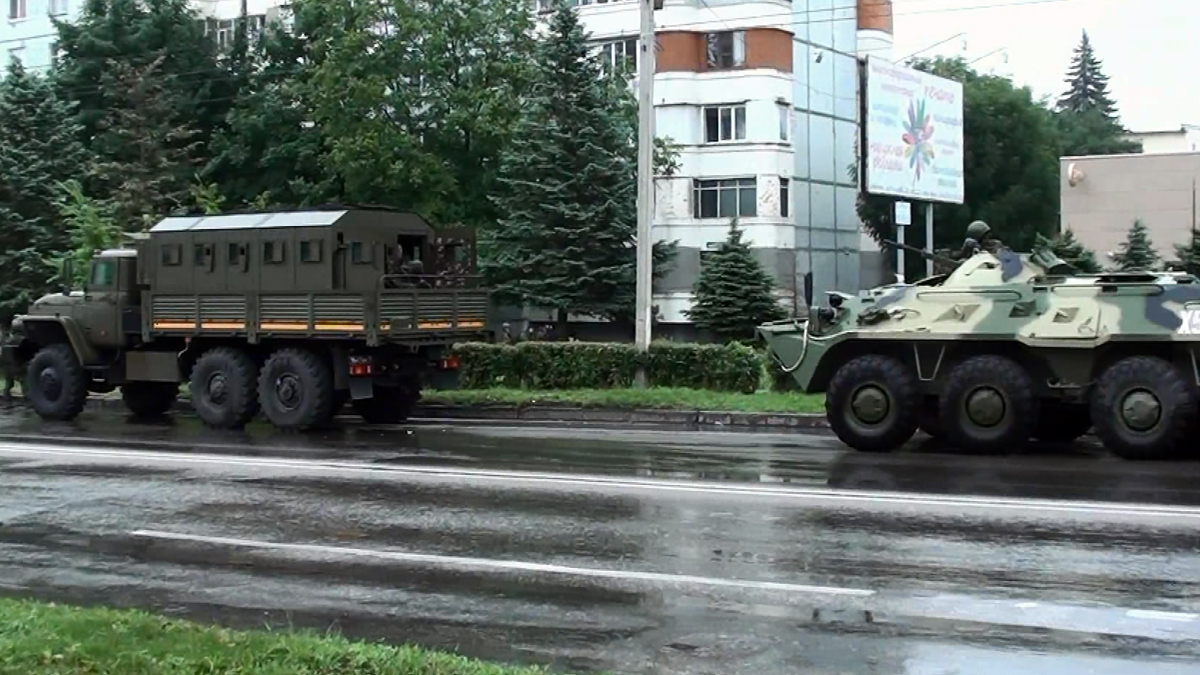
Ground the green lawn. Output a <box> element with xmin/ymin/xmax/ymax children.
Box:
<box><xmin>0</xmin><ymin>598</ymin><xmax>565</xmax><ymax>675</ymax></box>
<box><xmin>421</xmin><ymin>387</ymin><xmax>825</xmax><ymax>414</ymax></box>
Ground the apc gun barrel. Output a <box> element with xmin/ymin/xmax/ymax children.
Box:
<box><xmin>880</xmin><ymin>239</ymin><xmax>960</xmax><ymax>267</ymax></box>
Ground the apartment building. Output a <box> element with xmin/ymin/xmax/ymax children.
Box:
<box><xmin>3</xmin><ymin>0</ymin><xmax>73</xmax><ymax>72</ymax></box>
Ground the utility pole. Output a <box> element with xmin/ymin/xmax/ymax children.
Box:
<box><xmin>633</xmin><ymin>0</ymin><xmax>658</xmax><ymax>387</ymax></box>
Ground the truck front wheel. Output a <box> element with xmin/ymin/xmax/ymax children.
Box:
<box><xmin>258</xmin><ymin>348</ymin><xmax>334</xmax><ymax>432</ymax></box>
<box><xmin>190</xmin><ymin>347</ymin><xmax>259</xmax><ymax>430</ymax></box>
<box><xmin>122</xmin><ymin>382</ymin><xmax>179</xmax><ymax>419</ymax></box>
<box><xmin>25</xmin><ymin>343</ymin><xmax>88</xmax><ymax>422</ymax></box>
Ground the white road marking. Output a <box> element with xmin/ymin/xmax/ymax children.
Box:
<box><xmin>128</xmin><ymin>529</ymin><xmax>875</xmax><ymax>598</ymax></box>
<box><xmin>4</xmin><ymin>441</ymin><xmax>1200</xmax><ymax>521</ymax></box>
<box><xmin>1126</xmin><ymin>609</ymin><xmax>1199</xmax><ymax>622</ymax></box>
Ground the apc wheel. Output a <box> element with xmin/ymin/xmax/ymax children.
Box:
<box><xmin>25</xmin><ymin>343</ymin><xmax>88</xmax><ymax>422</ymax></box>
<box><xmin>1032</xmin><ymin>403</ymin><xmax>1092</xmax><ymax>443</ymax></box>
<box><xmin>258</xmin><ymin>348</ymin><xmax>334</xmax><ymax>431</ymax></box>
<box><xmin>938</xmin><ymin>355</ymin><xmax>1037</xmax><ymax>454</ymax></box>
<box><xmin>825</xmin><ymin>355</ymin><xmax>920</xmax><ymax>453</ymax></box>
<box><xmin>1090</xmin><ymin>356</ymin><xmax>1198</xmax><ymax>460</ymax></box>
<box><xmin>352</xmin><ymin>382</ymin><xmax>419</xmax><ymax>425</ymax></box>
<box><xmin>190</xmin><ymin>347</ymin><xmax>259</xmax><ymax>430</ymax></box>
<box><xmin>122</xmin><ymin>382</ymin><xmax>179</xmax><ymax>418</ymax></box>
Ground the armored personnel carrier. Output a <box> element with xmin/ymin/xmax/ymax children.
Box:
<box><xmin>760</xmin><ymin>239</ymin><xmax>1200</xmax><ymax>460</ymax></box>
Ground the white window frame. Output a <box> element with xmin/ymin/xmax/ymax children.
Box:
<box><xmin>705</xmin><ymin>30</ymin><xmax>746</xmax><ymax>69</ymax></box>
<box><xmin>48</xmin><ymin>0</ymin><xmax>67</xmax><ymax>16</ymax></box>
<box><xmin>8</xmin><ymin>0</ymin><xmax>26</xmax><ymax>19</ymax></box>
<box><xmin>692</xmin><ymin>178</ymin><xmax>757</xmax><ymax>219</ymax></box>
<box><xmin>597</xmin><ymin>37</ymin><xmax>637</xmax><ymax>74</ymax></box>
<box><xmin>778</xmin><ymin>104</ymin><xmax>790</xmax><ymax>141</ymax></box>
<box><xmin>703</xmin><ymin>104</ymin><xmax>746</xmax><ymax>143</ymax></box>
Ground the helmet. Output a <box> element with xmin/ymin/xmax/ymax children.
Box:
<box><xmin>965</xmin><ymin>220</ymin><xmax>991</xmax><ymax>240</ymax></box>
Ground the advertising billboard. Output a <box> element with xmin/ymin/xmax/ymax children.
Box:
<box><xmin>863</xmin><ymin>56</ymin><xmax>965</xmax><ymax>204</ymax></box>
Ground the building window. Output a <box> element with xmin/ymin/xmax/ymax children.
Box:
<box><xmin>780</xmin><ymin>178</ymin><xmax>789</xmax><ymax>218</ymax></box>
<box><xmin>8</xmin><ymin>0</ymin><xmax>25</xmax><ymax>19</ymax></box>
<box><xmin>299</xmin><ymin>240</ymin><xmax>323</xmax><ymax>263</ymax></box>
<box><xmin>49</xmin><ymin>42</ymin><xmax>59</xmax><ymax>67</ymax></box>
<box><xmin>48</xmin><ymin>0</ymin><xmax>66</xmax><ymax>15</ymax></box>
<box><xmin>703</xmin><ymin>105</ymin><xmax>746</xmax><ymax>143</ymax></box>
<box><xmin>693</xmin><ymin>178</ymin><xmax>757</xmax><ymax>219</ymax></box>
<box><xmin>597</xmin><ymin>37</ymin><xmax>637</xmax><ymax>74</ymax></box>
<box><xmin>705</xmin><ymin>31</ymin><xmax>745</xmax><ymax>69</ymax></box>
<box><xmin>778</xmin><ymin>104</ymin><xmax>790</xmax><ymax>141</ymax></box>
<box><xmin>7</xmin><ymin>47</ymin><xmax>23</xmax><ymax>67</ymax></box>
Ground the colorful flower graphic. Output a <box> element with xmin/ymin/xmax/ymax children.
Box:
<box><xmin>902</xmin><ymin>99</ymin><xmax>936</xmax><ymax>182</ymax></box>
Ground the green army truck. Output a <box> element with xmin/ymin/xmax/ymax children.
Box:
<box><xmin>6</xmin><ymin>206</ymin><xmax>492</xmax><ymax>431</ymax></box>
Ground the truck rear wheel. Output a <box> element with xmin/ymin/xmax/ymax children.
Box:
<box><xmin>25</xmin><ymin>343</ymin><xmax>88</xmax><ymax>422</ymax></box>
<box><xmin>1090</xmin><ymin>356</ymin><xmax>1197</xmax><ymax>460</ymax></box>
<box><xmin>190</xmin><ymin>347</ymin><xmax>259</xmax><ymax>430</ymax></box>
<box><xmin>122</xmin><ymin>382</ymin><xmax>179</xmax><ymax>419</ymax></box>
<box><xmin>352</xmin><ymin>384</ymin><xmax>419</xmax><ymax>425</ymax></box>
<box><xmin>938</xmin><ymin>355</ymin><xmax>1037</xmax><ymax>454</ymax></box>
<box><xmin>825</xmin><ymin>354</ymin><xmax>920</xmax><ymax>453</ymax></box>
<box><xmin>258</xmin><ymin>348</ymin><xmax>334</xmax><ymax>431</ymax></box>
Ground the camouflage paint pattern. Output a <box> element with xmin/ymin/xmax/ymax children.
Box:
<box><xmin>759</xmin><ymin>248</ymin><xmax>1200</xmax><ymax>399</ymax></box>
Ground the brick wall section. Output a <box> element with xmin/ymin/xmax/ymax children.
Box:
<box><xmin>857</xmin><ymin>0</ymin><xmax>894</xmax><ymax>33</ymax></box>
<box><xmin>655</xmin><ymin>28</ymin><xmax>792</xmax><ymax>73</ymax></box>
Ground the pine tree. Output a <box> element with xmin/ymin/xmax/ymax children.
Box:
<box><xmin>0</xmin><ymin>62</ymin><xmax>90</xmax><ymax>322</ymax></box>
<box><xmin>1111</xmin><ymin>219</ymin><xmax>1160</xmax><ymax>271</ymax></box>
<box><xmin>1173</xmin><ymin>228</ymin><xmax>1200</xmax><ymax>275</ymax></box>
<box><xmin>88</xmin><ymin>56</ymin><xmax>204</xmax><ymax>230</ymax></box>
<box><xmin>686</xmin><ymin>220</ymin><xmax>786</xmax><ymax>342</ymax></box>
<box><xmin>1035</xmin><ymin>228</ymin><xmax>1101</xmax><ymax>273</ymax></box>
<box><xmin>480</xmin><ymin>1</ymin><xmax>675</xmax><ymax>333</ymax></box>
<box><xmin>1056</xmin><ymin>30</ymin><xmax>1118</xmax><ymax>119</ymax></box>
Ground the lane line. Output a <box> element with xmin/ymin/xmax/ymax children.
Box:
<box><xmin>6</xmin><ymin>442</ymin><xmax>1200</xmax><ymax>520</ymax></box>
<box><xmin>128</xmin><ymin>529</ymin><xmax>875</xmax><ymax>598</ymax></box>
<box><xmin>1127</xmin><ymin>609</ymin><xmax>1200</xmax><ymax>622</ymax></box>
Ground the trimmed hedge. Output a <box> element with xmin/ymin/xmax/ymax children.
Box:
<box><xmin>451</xmin><ymin>341</ymin><xmax>764</xmax><ymax>394</ymax></box>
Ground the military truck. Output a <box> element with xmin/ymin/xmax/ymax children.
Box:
<box><xmin>760</xmin><ymin>242</ymin><xmax>1200</xmax><ymax>461</ymax></box>
<box><xmin>6</xmin><ymin>206</ymin><xmax>492</xmax><ymax>431</ymax></box>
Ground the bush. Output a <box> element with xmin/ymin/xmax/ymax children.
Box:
<box><xmin>450</xmin><ymin>341</ymin><xmax>764</xmax><ymax>393</ymax></box>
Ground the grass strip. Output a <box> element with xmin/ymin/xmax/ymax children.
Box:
<box><xmin>420</xmin><ymin>387</ymin><xmax>825</xmax><ymax>414</ymax></box>
<box><xmin>0</xmin><ymin>597</ymin><xmax>562</xmax><ymax>675</ymax></box>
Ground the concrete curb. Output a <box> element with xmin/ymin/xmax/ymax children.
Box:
<box><xmin>63</xmin><ymin>396</ymin><xmax>832</xmax><ymax>433</ymax></box>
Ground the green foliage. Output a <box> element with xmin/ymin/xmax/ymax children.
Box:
<box><xmin>1173</xmin><ymin>227</ymin><xmax>1200</xmax><ymax>275</ymax></box>
<box><xmin>451</xmin><ymin>341</ymin><xmax>764</xmax><ymax>393</ymax></box>
<box><xmin>1034</xmin><ymin>227</ymin><xmax>1102</xmax><ymax>273</ymax></box>
<box><xmin>55</xmin><ymin>179</ymin><xmax>122</xmax><ymax>285</ymax></box>
<box><xmin>479</xmin><ymin>2</ymin><xmax>676</xmax><ymax>326</ymax></box>
<box><xmin>686</xmin><ymin>219</ymin><xmax>787</xmax><ymax>341</ymax></box>
<box><xmin>1054</xmin><ymin>31</ymin><xmax>1140</xmax><ymax>157</ymax></box>
<box><xmin>0</xmin><ymin>62</ymin><xmax>90</xmax><ymax>322</ymax></box>
<box><xmin>0</xmin><ymin>597</ymin><xmax>565</xmax><ymax>675</ymax></box>
<box><xmin>857</xmin><ymin>57</ymin><xmax>1062</xmax><ymax>264</ymax></box>
<box><xmin>87</xmin><ymin>56</ymin><xmax>204</xmax><ymax>230</ymax></box>
<box><xmin>1111</xmin><ymin>218</ymin><xmax>1160</xmax><ymax>271</ymax></box>
<box><xmin>189</xmin><ymin>175</ymin><xmax>226</xmax><ymax>214</ymax></box>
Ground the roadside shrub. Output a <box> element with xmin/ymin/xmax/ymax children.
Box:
<box><xmin>449</xmin><ymin>340</ymin><xmax>764</xmax><ymax>393</ymax></box>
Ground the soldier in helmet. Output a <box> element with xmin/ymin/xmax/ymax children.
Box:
<box><xmin>958</xmin><ymin>220</ymin><xmax>1005</xmax><ymax>258</ymax></box>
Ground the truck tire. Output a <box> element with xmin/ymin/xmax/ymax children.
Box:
<box><xmin>122</xmin><ymin>382</ymin><xmax>179</xmax><ymax>418</ymax></box>
<box><xmin>190</xmin><ymin>347</ymin><xmax>259</xmax><ymax>430</ymax></box>
<box><xmin>352</xmin><ymin>385</ymin><xmax>419</xmax><ymax>425</ymax></box>
<box><xmin>258</xmin><ymin>348</ymin><xmax>334</xmax><ymax>431</ymax></box>
<box><xmin>25</xmin><ymin>343</ymin><xmax>88</xmax><ymax>422</ymax></box>
<box><xmin>825</xmin><ymin>354</ymin><xmax>920</xmax><ymax>453</ymax></box>
<box><xmin>1090</xmin><ymin>356</ymin><xmax>1197</xmax><ymax>460</ymax></box>
<box><xmin>938</xmin><ymin>355</ymin><xmax>1037</xmax><ymax>454</ymax></box>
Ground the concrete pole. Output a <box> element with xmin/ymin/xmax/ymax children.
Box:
<box><xmin>634</xmin><ymin>0</ymin><xmax>656</xmax><ymax>386</ymax></box>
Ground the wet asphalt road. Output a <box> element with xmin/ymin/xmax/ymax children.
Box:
<box><xmin>0</xmin><ymin>408</ymin><xmax>1198</xmax><ymax>674</ymax></box>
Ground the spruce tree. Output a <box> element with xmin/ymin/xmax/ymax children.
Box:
<box><xmin>1036</xmin><ymin>228</ymin><xmax>1101</xmax><ymax>273</ymax></box>
<box><xmin>480</xmin><ymin>1</ymin><xmax>674</xmax><ymax>333</ymax></box>
<box><xmin>1111</xmin><ymin>219</ymin><xmax>1160</xmax><ymax>271</ymax></box>
<box><xmin>686</xmin><ymin>220</ymin><xmax>786</xmax><ymax>342</ymax></box>
<box><xmin>1057</xmin><ymin>30</ymin><xmax>1118</xmax><ymax>119</ymax></box>
<box><xmin>1173</xmin><ymin>228</ymin><xmax>1200</xmax><ymax>275</ymax></box>
<box><xmin>0</xmin><ymin>62</ymin><xmax>90</xmax><ymax>322</ymax></box>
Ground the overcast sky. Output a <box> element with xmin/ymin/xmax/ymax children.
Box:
<box><xmin>886</xmin><ymin>0</ymin><xmax>1192</xmax><ymax>132</ymax></box>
